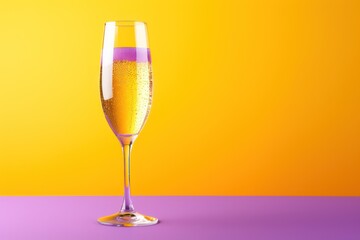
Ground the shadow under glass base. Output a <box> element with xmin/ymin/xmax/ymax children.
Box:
<box><xmin>98</xmin><ymin>212</ymin><xmax>159</xmax><ymax>227</ymax></box>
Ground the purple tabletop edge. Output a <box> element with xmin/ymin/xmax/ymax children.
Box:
<box><xmin>0</xmin><ymin>196</ymin><xmax>359</xmax><ymax>240</ymax></box>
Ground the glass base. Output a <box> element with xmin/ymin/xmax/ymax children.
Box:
<box><xmin>98</xmin><ymin>212</ymin><xmax>159</xmax><ymax>227</ymax></box>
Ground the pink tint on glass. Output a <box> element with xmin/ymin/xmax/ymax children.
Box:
<box><xmin>113</xmin><ymin>47</ymin><xmax>151</xmax><ymax>62</ymax></box>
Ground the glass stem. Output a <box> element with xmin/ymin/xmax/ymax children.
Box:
<box><xmin>120</xmin><ymin>142</ymin><xmax>135</xmax><ymax>212</ymax></box>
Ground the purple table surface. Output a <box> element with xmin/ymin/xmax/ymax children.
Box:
<box><xmin>0</xmin><ymin>196</ymin><xmax>359</xmax><ymax>240</ymax></box>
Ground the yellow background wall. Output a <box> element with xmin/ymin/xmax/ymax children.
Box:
<box><xmin>1</xmin><ymin>0</ymin><xmax>359</xmax><ymax>196</ymax></box>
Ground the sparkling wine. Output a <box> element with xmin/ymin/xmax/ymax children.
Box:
<box><xmin>100</xmin><ymin>47</ymin><xmax>152</xmax><ymax>136</ymax></box>
<box><xmin>98</xmin><ymin>21</ymin><xmax>158</xmax><ymax>227</ymax></box>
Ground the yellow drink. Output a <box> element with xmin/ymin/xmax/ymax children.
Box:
<box><xmin>101</xmin><ymin>56</ymin><xmax>152</xmax><ymax>136</ymax></box>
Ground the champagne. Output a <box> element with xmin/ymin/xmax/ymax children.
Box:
<box><xmin>100</xmin><ymin>47</ymin><xmax>152</xmax><ymax>136</ymax></box>
<box><xmin>98</xmin><ymin>21</ymin><xmax>158</xmax><ymax>227</ymax></box>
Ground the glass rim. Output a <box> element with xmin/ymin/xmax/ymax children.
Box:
<box><xmin>105</xmin><ymin>20</ymin><xmax>147</xmax><ymax>26</ymax></box>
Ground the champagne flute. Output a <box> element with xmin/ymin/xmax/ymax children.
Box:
<box><xmin>97</xmin><ymin>21</ymin><xmax>158</xmax><ymax>227</ymax></box>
